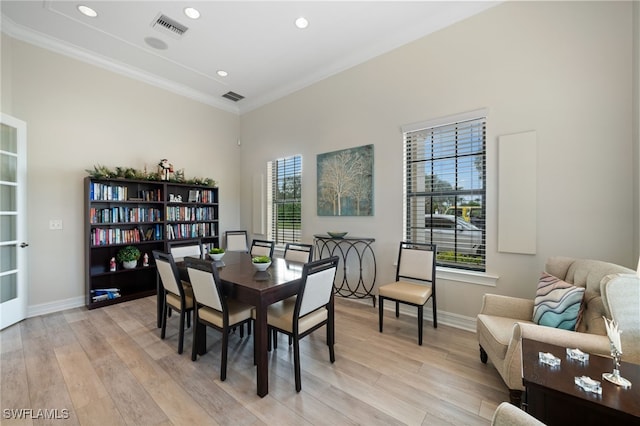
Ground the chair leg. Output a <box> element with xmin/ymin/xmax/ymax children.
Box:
<box><xmin>273</xmin><ymin>329</ymin><xmax>278</xmax><ymax>349</ymax></box>
<box><xmin>247</xmin><ymin>321</ymin><xmax>252</xmax><ymax>335</ymax></box>
<box><xmin>293</xmin><ymin>337</ymin><xmax>302</xmax><ymax>392</ymax></box>
<box><xmin>239</xmin><ymin>323</ymin><xmax>245</xmax><ymax>338</ymax></box>
<box><xmin>395</xmin><ymin>301</ymin><xmax>400</xmax><ymax>317</ymax></box>
<box><xmin>417</xmin><ymin>305</ymin><xmax>423</xmax><ymax>346</ymax></box>
<box><xmin>479</xmin><ymin>345</ymin><xmax>488</xmax><ymax>364</ymax></box>
<box><xmin>220</xmin><ymin>328</ymin><xmax>229</xmax><ymax>381</ymax></box>
<box><xmin>378</xmin><ymin>297</ymin><xmax>384</xmax><ymax>332</ymax></box>
<box><xmin>186</xmin><ymin>311</ymin><xmax>191</xmax><ymax>328</ymax></box>
<box><xmin>509</xmin><ymin>390</ymin><xmax>523</xmax><ymax>407</ymax></box>
<box><xmin>432</xmin><ymin>296</ymin><xmax>437</xmax><ymax>328</ymax></box>
<box><xmin>160</xmin><ymin>298</ymin><xmax>168</xmax><ymax>339</ymax></box>
<box><xmin>328</xmin><ymin>322</ymin><xmax>335</xmax><ymax>363</ymax></box>
<box><xmin>178</xmin><ymin>310</ymin><xmax>186</xmax><ymax>354</ymax></box>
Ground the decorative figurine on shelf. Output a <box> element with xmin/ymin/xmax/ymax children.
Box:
<box><xmin>158</xmin><ymin>159</ymin><xmax>173</xmax><ymax>181</ymax></box>
<box><xmin>143</xmin><ymin>253</ymin><xmax>149</xmax><ymax>267</ymax></box>
<box><xmin>109</xmin><ymin>257</ymin><xmax>116</xmax><ymax>272</ymax></box>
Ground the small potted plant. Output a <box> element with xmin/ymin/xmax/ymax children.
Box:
<box><xmin>208</xmin><ymin>247</ymin><xmax>225</xmax><ymax>261</ymax></box>
<box><xmin>251</xmin><ymin>255</ymin><xmax>272</xmax><ymax>271</ymax></box>
<box><xmin>117</xmin><ymin>245</ymin><xmax>141</xmax><ymax>269</ymax></box>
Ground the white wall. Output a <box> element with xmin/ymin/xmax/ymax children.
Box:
<box><xmin>1</xmin><ymin>37</ymin><xmax>241</xmax><ymax>311</ymax></box>
<box><xmin>239</xmin><ymin>1</ymin><xmax>637</xmax><ymax>319</ymax></box>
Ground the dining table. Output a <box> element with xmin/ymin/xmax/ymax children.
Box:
<box><xmin>159</xmin><ymin>251</ymin><xmax>305</xmax><ymax>397</ymax></box>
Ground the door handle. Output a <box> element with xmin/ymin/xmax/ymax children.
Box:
<box><xmin>20</xmin><ymin>242</ymin><xmax>29</xmax><ymax>248</ymax></box>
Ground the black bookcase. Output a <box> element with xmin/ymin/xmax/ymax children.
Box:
<box><xmin>84</xmin><ymin>177</ymin><xmax>220</xmax><ymax>309</ymax></box>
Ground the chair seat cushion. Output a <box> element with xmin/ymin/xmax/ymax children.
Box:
<box><xmin>167</xmin><ymin>292</ymin><xmax>194</xmax><ymax>310</ymax></box>
<box><xmin>198</xmin><ymin>299</ymin><xmax>253</xmax><ymax>328</ymax></box>
<box><xmin>477</xmin><ymin>314</ymin><xmax>535</xmax><ymax>360</ymax></box>
<box><xmin>267</xmin><ymin>300</ymin><xmax>327</xmax><ymax>334</ymax></box>
<box><xmin>379</xmin><ymin>281</ymin><xmax>432</xmax><ymax>305</ymax></box>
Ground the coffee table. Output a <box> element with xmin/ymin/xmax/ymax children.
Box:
<box><xmin>522</xmin><ymin>338</ymin><xmax>640</xmax><ymax>425</ymax></box>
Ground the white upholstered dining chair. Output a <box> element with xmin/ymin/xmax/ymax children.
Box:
<box><xmin>284</xmin><ymin>243</ymin><xmax>314</xmax><ymax>263</ymax></box>
<box><xmin>378</xmin><ymin>242</ymin><xmax>437</xmax><ymax>345</ymax></box>
<box><xmin>265</xmin><ymin>256</ymin><xmax>339</xmax><ymax>392</ymax></box>
<box><xmin>225</xmin><ymin>230</ymin><xmax>249</xmax><ymax>252</ymax></box>
<box><xmin>153</xmin><ymin>250</ymin><xmax>194</xmax><ymax>354</ymax></box>
<box><xmin>250</xmin><ymin>239</ymin><xmax>274</xmax><ymax>258</ymax></box>
<box><xmin>185</xmin><ymin>257</ymin><xmax>254</xmax><ymax>381</ymax></box>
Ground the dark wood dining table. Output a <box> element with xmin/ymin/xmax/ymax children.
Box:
<box><xmin>158</xmin><ymin>251</ymin><xmax>304</xmax><ymax>397</ymax></box>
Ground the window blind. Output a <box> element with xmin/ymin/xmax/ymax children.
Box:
<box><xmin>268</xmin><ymin>155</ymin><xmax>302</xmax><ymax>245</ymax></box>
<box><xmin>404</xmin><ymin>116</ymin><xmax>486</xmax><ymax>271</ymax></box>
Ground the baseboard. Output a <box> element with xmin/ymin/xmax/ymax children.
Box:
<box><xmin>27</xmin><ymin>296</ymin><xmax>85</xmax><ymax>318</ymax></box>
<box><xmin>342</xmin><ymin>297</ymin><xmax>477</xmax><ymax>333</ymax></box>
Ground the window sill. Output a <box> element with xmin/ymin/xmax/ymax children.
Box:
<box><xmin>436</xmin><ymin>266</ymin><xmax>498</xmax><ymax>287</ymax></box>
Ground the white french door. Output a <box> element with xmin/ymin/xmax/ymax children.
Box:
<box><xmin>0</xmin><ymin>113</ymin><xmax>27</xmax><ymax>330</ymax></box>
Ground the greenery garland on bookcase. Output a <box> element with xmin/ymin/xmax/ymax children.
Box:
<box><xmin>85</xmin><ymin>163</ymin><xmax>216</xmax><ymax>187</ymax></box>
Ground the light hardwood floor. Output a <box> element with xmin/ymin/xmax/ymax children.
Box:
<box><xmin>1</xmin><ymin>296</ymin><xmax>508</xmax><ymax>425</ymax></box>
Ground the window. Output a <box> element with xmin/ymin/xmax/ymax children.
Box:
<box><xmin>403</xmin><ymin>111</ymin><xmax>486</xmax><ymax>271</ymax></box>
<box><xmin>267</xmin><ymin>155</ymin><xmax>302</xmax><ymax>246</ymax></box>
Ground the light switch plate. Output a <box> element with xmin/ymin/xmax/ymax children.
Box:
<box><xmin>49</xmin><ymin>219</ymin><xmax>63</xmax><ymax>230</ymax></box>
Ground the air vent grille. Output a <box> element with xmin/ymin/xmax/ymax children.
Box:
<box><xmin>152</xmin><ymin>14</ymin><xmax>188</xmax><ymax>39</ymax></box>
<box><xmin>222</xmin><ymin>91</ymin><xmax>245</xmax><ymax>102</ymax></box>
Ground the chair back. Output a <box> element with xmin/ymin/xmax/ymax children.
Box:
<box><xmin>153</xmin><ymin>251</ymin><xmax>183</xmax><ymax>297</ymax></box>
<box><xmin>284</xmin><ymin>243</ymin><xmax>314</xmax><ymax>263</ymax></box>
<box><xmin>169</xmin><ymin>239</ymin><xmax>202</xmax><ymax>262</ymax></box>
<box><xmin>225</xmin><ymin>230</ymin><xmax>249</xmax><ymax>252</ymax></box>
<box><xmin>296</xmin><ymin>256</ymin><xmax>339</xmax><ymax>317</ymax></box>
<box><xmin>184</xmin><ymin>258</ymin><xmax>224</xmax><ymax>312</ymax></box>
<box><xmin>251</xmin><ymin>239</ymin><xmax>275</xmax><ymax>258</ymax></box>
<box><xmin>397</xmin><ymin>242</ymin><xmax>436</xmax><ymax>283</ymax></box>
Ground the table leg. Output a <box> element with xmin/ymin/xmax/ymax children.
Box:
<box><xmin>254</xmin><ymin>304</ymin><xmax>269</xmax><ymax>397</ymax></box>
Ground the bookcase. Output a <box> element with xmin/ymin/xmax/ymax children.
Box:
<box><xmin>84</xmin><ymin>177</ymin><xmax>220</xmax><ymax>309</ymax></box>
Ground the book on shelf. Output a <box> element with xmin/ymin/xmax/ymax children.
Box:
<box><xmin>91</xmin><ymin>288</ymin><xmax>121</xmax><ymax>302</ymax></box>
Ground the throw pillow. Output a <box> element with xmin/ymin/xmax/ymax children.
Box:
<box><xmin>533</xmin><ymin>272</ymin><xmax>585</xmax><ymax>330</ymax></box>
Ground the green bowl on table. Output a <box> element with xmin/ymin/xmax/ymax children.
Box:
<box><xmin>327</xmin><ymin>231</ymin><xmax>348</xmax><ymax>239</ymax></box>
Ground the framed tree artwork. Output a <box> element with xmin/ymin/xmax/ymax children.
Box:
<box><xmin>317</xmin><ymin>144</ymin><xmax>374</xmax><ymax>216</ymax></box>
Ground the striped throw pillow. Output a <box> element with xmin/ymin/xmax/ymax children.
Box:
<box><xmin>533</xmin><ymin>272</ymin><xmax>585</xmax><ymax>330</ymax></box>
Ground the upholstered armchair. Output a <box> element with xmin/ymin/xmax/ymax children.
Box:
<box><xmin>476</xmin><ymin>257</ymin><xmax>634</xmax><ymax>406</ymax></box>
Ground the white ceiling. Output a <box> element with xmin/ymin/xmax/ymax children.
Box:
<box><xmin>1</xmin><ymin>1</ymin><xmax>498</xmax><ymax>114</ymax></box>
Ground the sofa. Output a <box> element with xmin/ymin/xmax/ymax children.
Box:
<box><xmin>476</xmin><ymin>256</ymin><xmax>634</xmax><ymax>405</ymax></box>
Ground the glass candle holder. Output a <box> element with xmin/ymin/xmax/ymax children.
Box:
<box><xmin>602</xmin><ymin>343</ymin><xmax>632</xmax><ymax>388</ymax></box>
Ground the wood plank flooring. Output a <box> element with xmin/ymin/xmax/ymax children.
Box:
<box><xmin>1</xmin><ymin>297</ymin><xmax>508</xmax><ymax>425</ymax></box>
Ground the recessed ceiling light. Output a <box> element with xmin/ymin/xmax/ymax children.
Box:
<box><xmin>144</xmin><ymin>37</ymin><xmax>168</xmax><ymax>50</ymax></box>
<box><xmin>217</xmin><ymin>70</ymin><xmax>228</xmax><ymax>77</ymax></box>
<box><xmin>295</xmin><ymin>17</ymin><xmax>309</xmax><ymax>29</ymax></box>
<box><xmin>184</xmin><ymin>7</ymin><xmax>200</xmax><ymax>20</ymax></box>
<box><xmin>77</xmin><ymin>5</ymin><xmax>98</xmax><ymax>18</ymax></box>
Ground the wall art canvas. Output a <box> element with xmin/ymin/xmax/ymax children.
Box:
<box><xmin>317</xmin><ymin>144</ymin><xmax>374</xmax><ymax>216</ymax></box>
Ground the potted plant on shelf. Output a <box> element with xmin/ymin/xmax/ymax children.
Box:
<box><xmin>208</xmin><ymin>247</ymin><xmax>225</xmax><ymax>261</ymax></box>
<box><xmin>117</xmin><ymin>245</ymin><xmax>141</xmax><ymax>269</ymax></box>
<box><xmin>251</xmin><ymin>255</ymin><xmax>272</xmax><ymax>271</ymax></box>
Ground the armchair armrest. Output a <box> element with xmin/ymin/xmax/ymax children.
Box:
<box><xmin>517</xmin><ymin>322</ymin><xmax>611</xmax><ymax>356</ymax></box>
<box><xmin>479</xmin><ymin>294</ymin><xmax>534</xmax><ymax>321</ymax></box>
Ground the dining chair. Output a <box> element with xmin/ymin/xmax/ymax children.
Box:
<box><xmin>225</xmin><ymin>230</ymin><xmax>249</xmax><ymax>252</ymax></box>
<box><xmin>168</xmin><ymin>238</ymin><xmax>203</xmax><ymax>262</ymax></box>
<box><xmin>250</xmin><ymin>239</ymin><xmax>275</xmax><ymax>258</ymax></box>
<box><xmin>378</xmin><ymin>242</ymin><xmax>437</xmax><ymax>345</ymax></box>
<box><xmin>284</xmin><ymin>243</ymin><xmax>314</xmax><ymax>263</ymax></box>
<box><xmin>184</xmin><ymin>257</ymin><xmax>254</xmax><ymax>381</ymax></box>
<box><xmin>153</xmin><ymin>250</ymin><xmax>195</xmax><ymax>354</ymax></box>
<box><xmin>265</xmin><ymin>255</ymin><xmax>339</xmax><ymax>392</ymax></box>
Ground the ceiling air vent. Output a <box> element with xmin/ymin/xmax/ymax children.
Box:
<box><xmin>151</xmin><ymin>13</ymin><xmax>188</xmax><ymax>39</ymax></box>
<box><xmin>222</xmin><ymin>91</ymin><xmax>245</xmax><ymax>102</ymax></box>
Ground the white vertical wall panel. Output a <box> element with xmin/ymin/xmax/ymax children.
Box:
<box><xmin>253</xmin><ymin>173</ymin><xmax>264</xmax><ymax>235</ymax></box>
<box><xmin>498</xmin><ymin>131</ymin><xmax>537</xmax><ymax>254</ymax></box>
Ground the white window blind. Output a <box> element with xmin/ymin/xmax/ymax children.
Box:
<box><xmin>267</xmin><ymin>155</ymin><xmax>302</xmax><ymax>245</ymax></box>
<box><xmin>403</xmin><ymin>114</ymin><xmax>486</xmax><ymax>271</ymax></box>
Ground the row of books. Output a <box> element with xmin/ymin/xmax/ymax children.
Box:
<box><xmin>187</xmin><ymin>189</ymin><xmax>217</xmax><ymax>203</ymax></box>
<box><xmin>90</xmin><ymin>207</ymin><xmax>162</xmax><ymax>224</ymax></box>
<box><xmin>166</xmin><ymin>223</ymin><xmax>217</xmax><ymax>240</ymax></box>
<box><xmin>165</xmin><ymin>206</ymin><xmax>216</xmax><ymax>222</ymax></box>
<box><xmin>89</xmin><ymin>182</ymin><xmax>162</xmax><ymax>201</ymax></box>
<box><xmin>90</xmin><ymin>225</ymin><xmax>162</xmax><ymax>246</ymax></box>
<box><xmin>91</xmin><ymin>288</ymin><xmax>121</xmax><ymax>302</ymax></box>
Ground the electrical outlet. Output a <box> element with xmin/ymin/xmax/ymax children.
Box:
<box><xmin>49</xmin><ymin>219</ymin><xmax>63</xmax><ymax>230</ymax></box>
